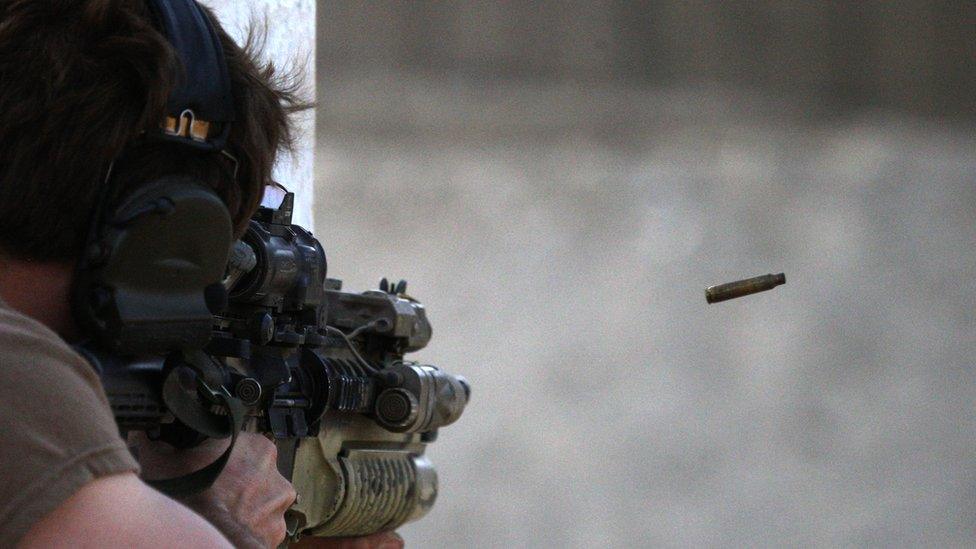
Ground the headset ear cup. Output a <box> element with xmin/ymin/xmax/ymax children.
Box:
<box><xmin>72</xmin><ymin>235</ymin><xmax>115</xmax><ymax>338</ymax></box>
<box><xmin>86</xmin><ymin>285</ymin><xmax>111</xmax><ymax>330</ymax></box>
<box><xmin>73</xmin><ymin>176</ymin><xmax>233</xmax><ymax>354</ymax></box>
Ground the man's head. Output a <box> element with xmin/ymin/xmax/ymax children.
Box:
<box><xmin>0</xmin><ymin>0</ymin><xmax>306</xmax><ymax>262</ymax></box>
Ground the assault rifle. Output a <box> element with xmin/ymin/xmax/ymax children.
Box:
<box><xmin>78</xmin><ymin>192</ymin><xmax>469</xmax><ymax>541</ymax></box>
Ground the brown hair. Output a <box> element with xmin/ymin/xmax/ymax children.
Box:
<box><xmin>0</xmin><ymin>0</ymin><xmax>308</xmax><ymax>261</ymax></box>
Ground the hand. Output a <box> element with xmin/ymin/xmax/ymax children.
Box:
<box><xmin>290</xmin><ymin>531</ymin><xmax>404</xmax><ymax>549</ymax></box>
<box><xmin>134</xmin><ymin>431</ymin><xmax>296</xmax><ymax>548</ymax></box>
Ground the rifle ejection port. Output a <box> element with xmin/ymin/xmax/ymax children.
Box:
<box><xmin>705</xmin><ymin>273</ymin><xmax>786</xmax><ymax>304</ymax></box>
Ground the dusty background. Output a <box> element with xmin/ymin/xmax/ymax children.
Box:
<box><xmin>314</xmin><ymin>2</ymin><xmax>976</xmax><ymax>547</ymax></box>
<box><xmin>206</xmin><ymin>0</ymin><xmax>316</xmax><ymax>227</ymax></box>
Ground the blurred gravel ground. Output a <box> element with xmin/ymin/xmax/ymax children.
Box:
<box><xmin>316</xmin><ymin>74</ymin><xmax>976</xmax><ymax>548</ymax></box>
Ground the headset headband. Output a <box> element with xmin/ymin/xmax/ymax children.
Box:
<box><xmin>146</xmin><ymin>0</ymin><xmax>234</xmax><ymax>150</ymax></box>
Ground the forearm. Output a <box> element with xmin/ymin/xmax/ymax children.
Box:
<box><xmin>133</xmin><ymin>431</ymin><xmax>293</xmax><ymax>547</ymax></box>
<box><xmin>132</xmin><ymin>435</ymin><xmax>261</xmax><ymax>545</ymax></box>
<box><xmin>20</xmin><ymin>473</ymin><xmax>233</xmax><ymax>549</ymax></box>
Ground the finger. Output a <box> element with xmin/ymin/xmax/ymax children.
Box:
<box><xmin>371</xmin><ymin>531</ymin><xmax>404</xmax><ymax>549</ymax></box>
<box><xmin>270</xmin><ymin>479</ymin><xmax>298</xmax><ymax>516</ymax></box>
<box><xmin>236</xmin><ymin>431</ymin><xmax>277</xmax><ymax>460</ymax></box>
<box><xmin>267</xmin><ymin>516</ymin><xmax>288</xmax><ymax>548</ymax></box>
<box><xmin>291</xmin><ymin>531</ymin><xmax>404</xmax><ymax>549</ymax></box>
<box><xmin>251</xmin><ymin>491</ymin><xmax>290</xmax><ymax>548</ymax></box>
<box><xmin>250</xmin><ymin>476</ymin><xmax>297</xmax><ymax>543</ymax></box>
<box><xmin>262</xmin><ymin>438</ymin><xmax>279</xmax><ymax>466</ymax></box>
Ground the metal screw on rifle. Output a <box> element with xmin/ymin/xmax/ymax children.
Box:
<box><xmin>249</xmin><ymin>312</ymin><xmax>274</xmax><ymax>345</ymax></box>
<box><xmin>235</xmin><ymin>378</ymin><xmax>262</xmax><ymax>406</ymax></box>
<box><xmin>375</xmin><ymin>389</ymin><xmax>418</xmax><ymax>427</ymax></box>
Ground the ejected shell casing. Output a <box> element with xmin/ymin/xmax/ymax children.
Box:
<box><xmin>705</xmin><ymin>273</ymin><xmax>786</xmax><ymax>304</ymax></box>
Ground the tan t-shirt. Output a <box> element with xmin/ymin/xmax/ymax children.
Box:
<box><xmin>0</xmin><ymin>299</ymin><xmax>139</xmax><ymax>546</ymax></box>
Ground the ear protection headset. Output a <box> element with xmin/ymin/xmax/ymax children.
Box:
<box><xmin>72</xmin><ymin>0</ymin><xmax>237</xmax><ymax>355</ymax></box>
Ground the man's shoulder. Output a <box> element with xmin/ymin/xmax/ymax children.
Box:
<box><xmin>0</xmin><ymin>298</ymin><xmax>100</xmax><ymax>389</ymax></box>
<box><xmin>0</xmin><ymin>298</ymin><xmax>139</xmax><ymax>546</ymax></box>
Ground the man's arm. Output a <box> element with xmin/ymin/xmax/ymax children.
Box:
<box><xmin>0</xmin><ymin>298</ymin><xmax>292</xmax><ymax>547</ymax></box>
<box><xmin>18</xmin><ymin>472</ymin><xmax>231</xmax><ymax>548</ymax></box>
<box><xmin>136</xmin><ymin>432</ymin><xmax>403</xmax><ymax>549</ymax></box>
<box><xmin>136</xmin><ymin>432</ymin><xmax>296</xmax><ymax>548</ymax></box>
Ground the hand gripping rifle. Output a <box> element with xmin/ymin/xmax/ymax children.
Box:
<box><xmin>78</xmin><ymin>193</ymin><xmax>469</xmax><ymax>541</ymax></box>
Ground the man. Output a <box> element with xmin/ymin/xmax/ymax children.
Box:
<box><xmin>0</xmin><ymin>1</ymin><xmax>401</xmax><ymax>547</ymax></box>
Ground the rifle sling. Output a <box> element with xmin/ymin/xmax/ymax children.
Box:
<box><xmin>145</xmin><ymin>389</ymin><xmax>244</xmax><ymax>498</ymax></box>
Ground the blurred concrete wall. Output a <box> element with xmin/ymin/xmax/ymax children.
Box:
<box><xmin>314</xmin><ymin>2</ymin><xmax>976</xmax><ymax>547</ymax></box>
<box><xmin>318</xmin><ymin>1</ymin><xmax>975</xmax><ymax>117</ymax></box>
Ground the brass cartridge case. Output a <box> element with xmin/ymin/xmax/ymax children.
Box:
<box><xmin>706</xmin><ymin>273</ymin><xmax>786</xmax><ymax>304</ymax></box>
